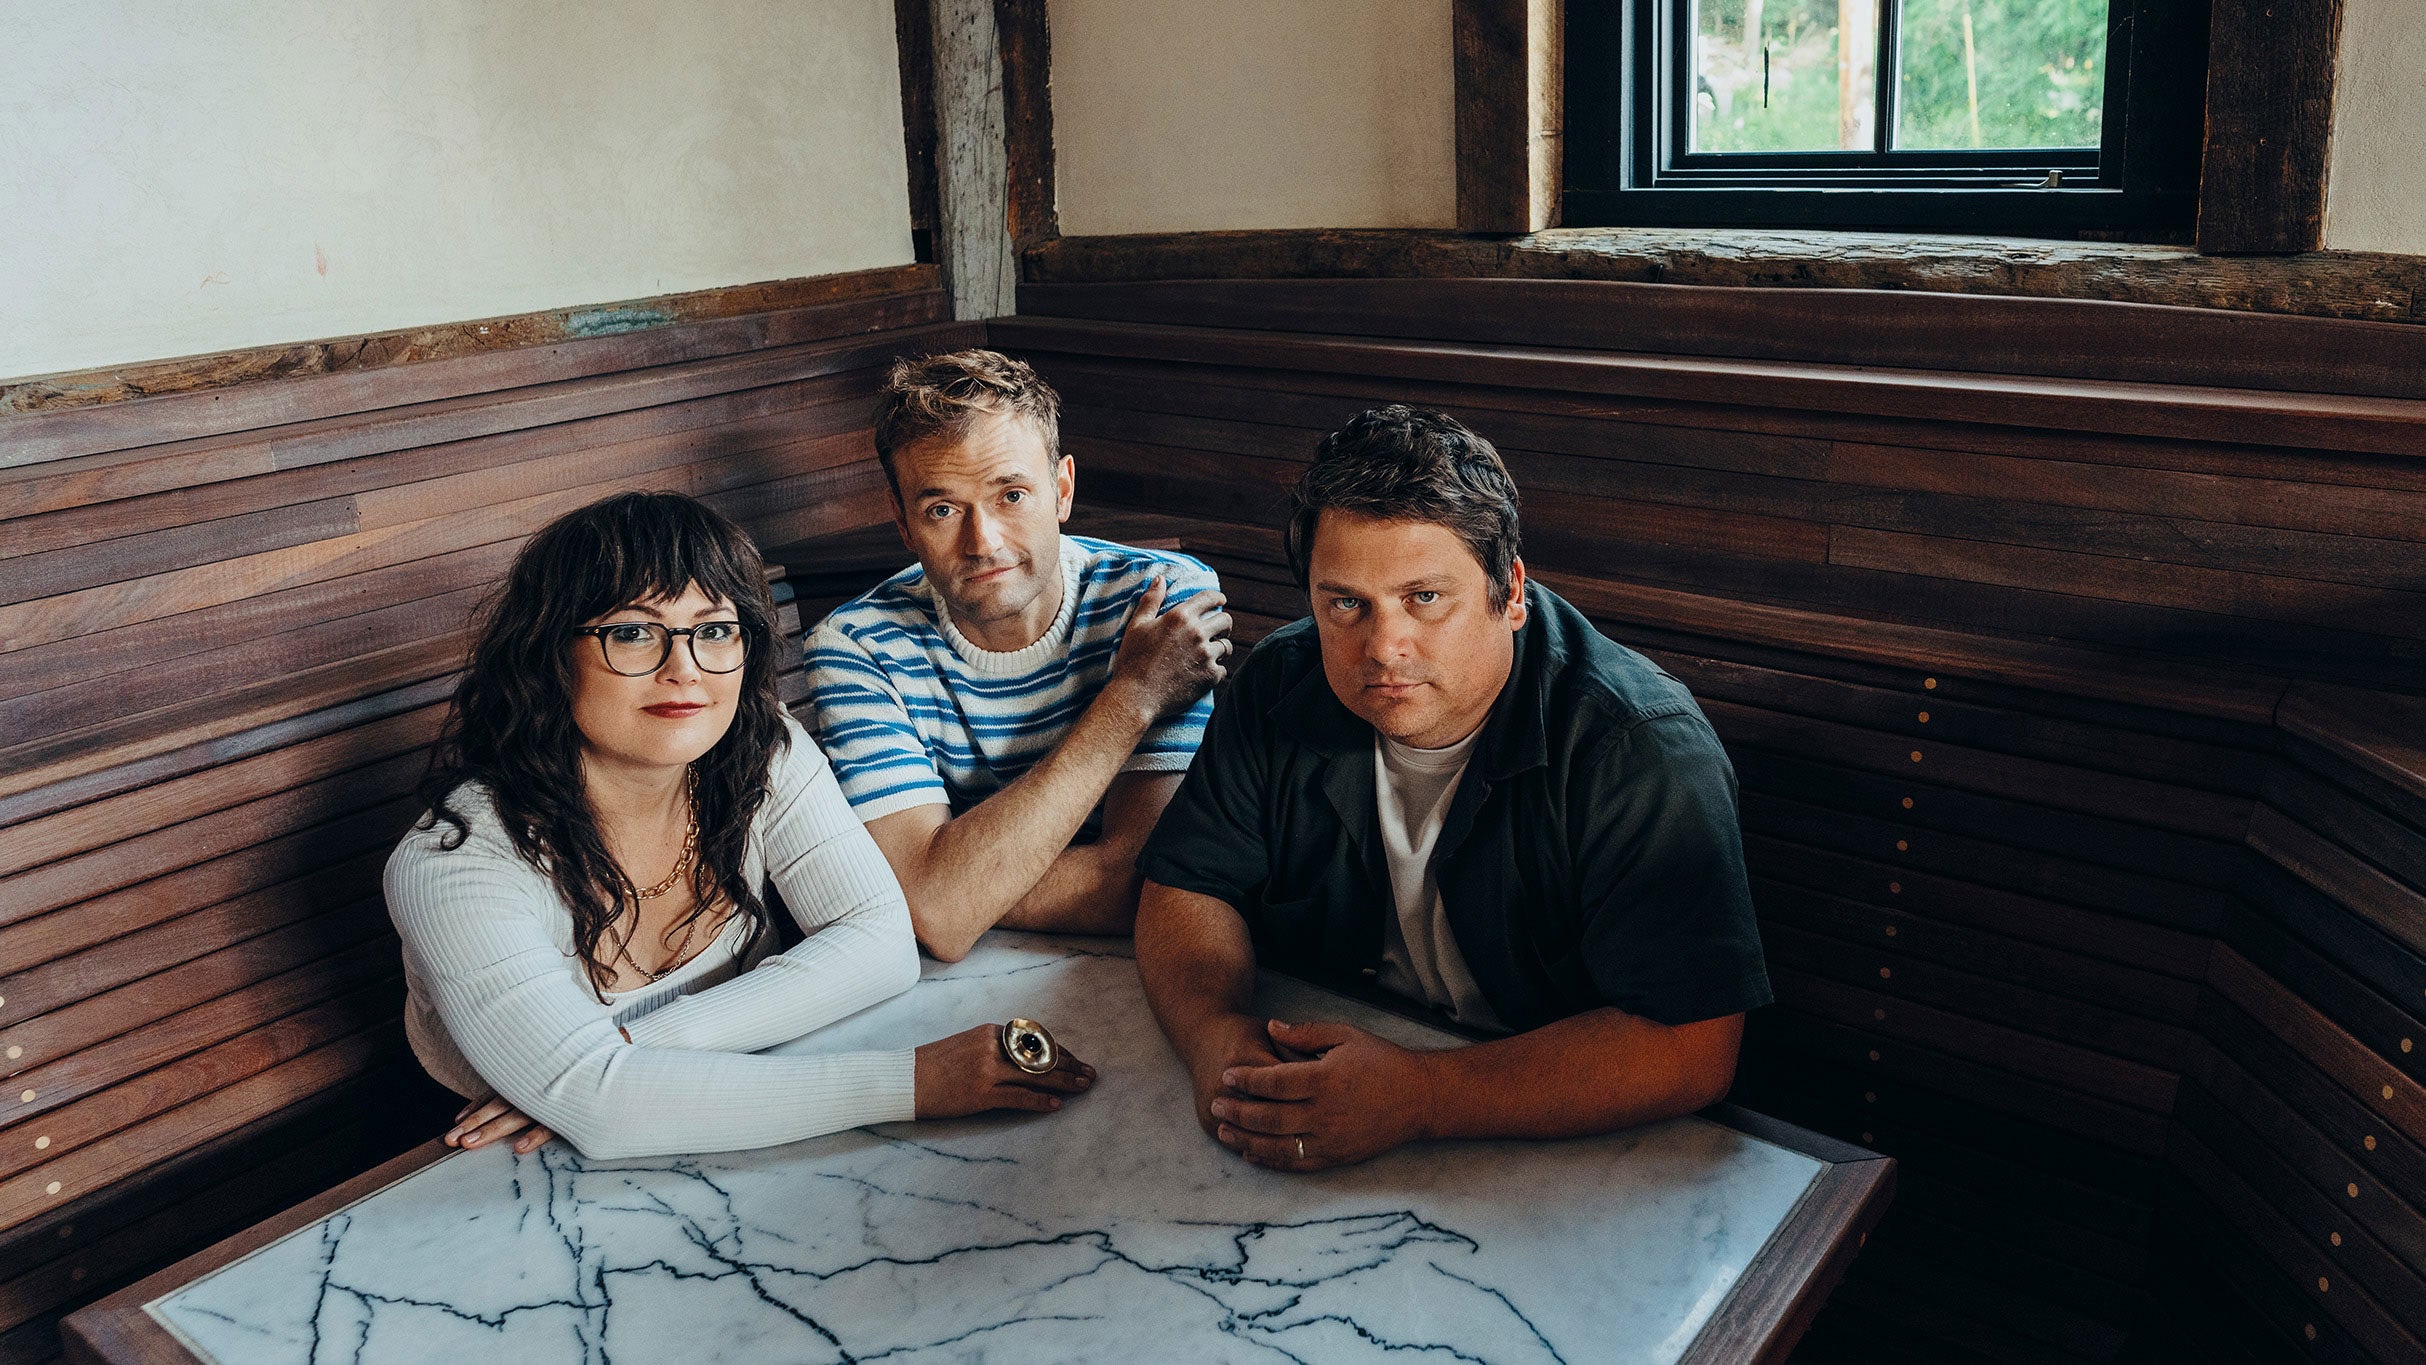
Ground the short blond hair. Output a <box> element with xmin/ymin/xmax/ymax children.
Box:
<box><xmin>872</xmin><ymin>349</ymin><xmax>1063</xmax><ymax>496</ymax></box>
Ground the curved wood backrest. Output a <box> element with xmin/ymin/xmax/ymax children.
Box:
<box><xmin>0</xmin><ymin>282</ymin><xmax>975</xmax><ymax>1358</ymax></box>
<box><xmin>1002</xmin><ymin>278</ymin><xmax>2426</xmax><ymax>1364</ymax></box>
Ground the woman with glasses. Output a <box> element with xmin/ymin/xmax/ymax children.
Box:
<box><xmin>386</xmin><ymin>491</ymin><xmax>1093</xmax><ymax>1160</ymax></box>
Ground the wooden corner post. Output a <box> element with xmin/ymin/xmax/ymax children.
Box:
<box><xmin>2197</xmin><ymin>0</ymin><xmax>2344</xmax><ymax>255</ymax></box>
<box><xmin>1455</xmin><ymin>0</ymin><xmax>1563</xmax><ymax>235</ymax></box>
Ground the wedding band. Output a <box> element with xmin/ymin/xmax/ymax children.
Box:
<box><xmin>1295</xmin><ymin>1136</ymin><xmax>1306</xmax><ymax>1160</ymax></box>
<box><xmin>1000</xmin><ymin>1018</ymin><xmax>1057</xmax><ymax>1075</ymax></box>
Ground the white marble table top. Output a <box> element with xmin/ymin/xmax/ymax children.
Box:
<box><xmin>146</xmin><ymin>934</ymin><xmax>1824</xmax><ymax>1364</ymax></box>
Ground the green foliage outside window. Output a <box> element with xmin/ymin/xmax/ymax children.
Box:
<box><xmin>1692</xmin><ymin>0</ymin><xmax>2106</xmax><ymax>153</ymax></box>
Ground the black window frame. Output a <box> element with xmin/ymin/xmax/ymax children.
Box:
<box><xmin>1564</xmin><ymin>0</ymin><xmax>2210</xmax><ymax>238</ymax></box>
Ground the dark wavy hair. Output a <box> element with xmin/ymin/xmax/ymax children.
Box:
<box><xmin>1286</xmin><ymin>405</ymin><xmax>1524</xmax><ymax>612</ymax></box>
<box><xmin>414</xmin><ymin>491</ymin><xmax>790</xmax><ymax>997</ymax></box>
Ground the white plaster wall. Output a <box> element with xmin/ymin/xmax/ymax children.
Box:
<box><xmin>0</xmin><ymin>0</ymin><xmax>915</xmax><ymax>382</ymax></box>
<box><xmin>2323</xmin><ymin>0</ymin><xmax>2426</xmax><ymax>254</ymax></box>
<box><xmin>1047</xmin><ymin>0</ymin><xmax>1456</xmax><ymax>235</ymax></box>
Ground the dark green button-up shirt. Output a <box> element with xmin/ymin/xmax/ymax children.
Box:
<box><xmin>1137</xmin><ymin>583</ymin><xmax>1771</xmax><ymax>1033</ymax></box>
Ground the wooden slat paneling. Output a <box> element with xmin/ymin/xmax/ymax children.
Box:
<box><xmin>0</xmin><ymin>270</ymin><xmax>944</xmax><ymax>1351</ymax></box>
<box><xmin>1016</xmin><ymin>269</ymin><xmax>2426</xmax><ymax>1350</ymax></box>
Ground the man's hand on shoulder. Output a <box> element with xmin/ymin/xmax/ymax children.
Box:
<box><xmin>1102</xmin><ymin>575</ymin><xmax>1231</xmax><ymax>725</ymax></box>
<box><xmin>1206</xmin><ymin>1019</ymin><xmax>1436</xmax><ymax>1172</ymax></box>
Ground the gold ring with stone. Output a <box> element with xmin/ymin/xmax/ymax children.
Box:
<box><xmin>1000</xmin><ymin>1018</ymin><xmax>1057</xmax><ymax>1075</ymax></box>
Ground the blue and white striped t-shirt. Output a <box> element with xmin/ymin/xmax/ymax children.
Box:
<box><xmin>804</xmin><ymin>535</ymin><xmax>1220</xmax><ymax>822</ymax></box>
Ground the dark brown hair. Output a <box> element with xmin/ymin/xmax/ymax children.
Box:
<box><xmin>1286</xmin><ymin>405</ymin><xmax>1523</xmax><ymax>611</ymax></box>
<box><xmin>413</xmin><ymin>491</ymin><xmax>789</xmax><ymax>997</ymax></box>
<box><xmin>872</xmin><ymin>348</ymin><xmax>1063</xmax><ymax>496</ymax></box>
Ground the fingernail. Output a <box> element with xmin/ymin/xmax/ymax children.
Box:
<box><xmin>1076</xmin><ymin>1075</ymin><xmax>1093</xmax><ymax>1088</ymax></box>
<box><xmin>1221</xmin><ymin>1069</ymin><xmax>1240</xmax><ymax>1086</ymax></box>
<box><xmin>1048</xmin><ymin>1098</ymin><xmax>1062</xmax><ymax>1109</ymax></box>
<box><xmin>1209</xmin><ymin>1099</ymin><xmax>1231</xmax><ymax>1119</ymax></box>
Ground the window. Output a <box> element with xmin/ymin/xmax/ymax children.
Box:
<box><xmin>1564</xmin><ymin>0</ymin><xmax>2209</xmax><ymax>237</ymax></box>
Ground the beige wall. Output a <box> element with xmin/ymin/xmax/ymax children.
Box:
<box><xmin>2324</xmin><ymin>0</ymin><xmax>2426</xmax><ymax>255</ymax></box>
<box><xmin>1047</xmin><ymin>0</ymin><xmax>1455</xmax><ymax>236</ymax></box>
<box><xmin>2</xmin><ymin>0</ymin><xmax>915</xmax><ymax>383</ymax></box>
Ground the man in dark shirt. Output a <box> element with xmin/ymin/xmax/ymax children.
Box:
<box><xmin>1134</xmin><ymin>405</ymin><xmax>1770</xmax><ymax>1170</ymax></box>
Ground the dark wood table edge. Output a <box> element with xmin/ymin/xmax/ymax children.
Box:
<box><xmin>62</xmin><ymin>1138</ymin><xmax>456</xmax><ymax>1365</ymax></box>
<box><xmin>1680</xmin><ymin>1102</ymin><xmax>1898</xmax><ymax>1365</ymax></box>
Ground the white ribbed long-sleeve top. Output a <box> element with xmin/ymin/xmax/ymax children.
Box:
<box><xmin>384</xmin><ymin>715</ymin><xmax>922</xmax><ymax>1160</ymax></box>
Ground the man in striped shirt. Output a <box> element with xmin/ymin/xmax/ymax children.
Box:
<box><xmin>805</xmin><ymin>350</ymin><xmax>1233</xmax><ymax>961</ymax></box>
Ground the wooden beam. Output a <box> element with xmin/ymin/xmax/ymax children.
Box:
<box><xmin>1021</xmin><ymin>226</ymin><xmax>2426</xmax><ymax>325</ymax></box>
<box><xmin>892</xmin><ymin>0</ymin><xmax>943</xmax><ymax>264</ymax></box>
<box><xmin>2197</xmin><ymin>0</ymin><xmax>2345</xmax><ymax>255</ymax></box>
<box><xmin>0</xmin><ymin>265</ymin><xmax>938</xmax><ymax>423</ymax></box>
<box><xmin>1454</xmin><ymin>0</ymin><xmax>1561</xmax><ymax>234</ymax></box>
<box><xmin>996</xmin><ymin>0</ymin><xmax>1057</xmax><ymax>251</ymax></box>
<box><xmin>929</xmin><ymin>0</ymin><xmax>1016</xmax><ymax>320</ymax></box>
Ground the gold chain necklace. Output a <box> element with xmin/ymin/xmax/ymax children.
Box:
<box><xmin>627</xmin><ymin>807</ymin><xmax>697</xmax><ymax>900</ymax></box>
<box><xmin>611</xmin><ymin>774</ymin><xmax>706</xmax><ymax>983</ymax></box>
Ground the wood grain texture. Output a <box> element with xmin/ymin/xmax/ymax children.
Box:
<box><xmin>995</xmin><ymin>0</ymin><xmax>1056</xmax><ymax>250</ymax></box>
<box><xmin>930</xmin><ymin>0</ymin><xmax>1014</xmax><ymax>321</ymax></box>
<box><xmin>0</xmin><ymin>623</ymin><xmax>466</xmax><ymax>792</ymax></box>
<box><xmin>0</xmin><ymin>1029</ymin><xmax>399</xmax><ymax>1235</ymax></box>
<box><xmin>1043</xmin><ymin>347</ymin><xmax>2426</xmax><ymax>493</ymax></box>
<box><xmin>2185</xmin><ymin>1087</ymin><xmax>2426</xmax><ymax>1307</ymax></box>
<box><xmin>1020</xmin><ymin>227</ymin><xmax>2426</xmax><ymax>326</ymax></box>
<box><xmin>3</xmin><ymin>1117</ymin><xmax>383</xmax><ymax>1340</ymax></box>
<box><xmin>1680</xmin><ymin>1156</ymin><xmax>1895</xmax><ymax>1365</ymax></box>
<box><xmin>894</xmin><ymin>0</ymin><xmax>942</xmax><ymax>258</ymax></box>
<box><xmin>2198</xmin><ymin>0</ymin><xmax>2345</xmax><ymax>255</ymax></box>
<box><xmin>0</xmin><ymin>706</ymin><xmax>441</xmax><ymax>879</ymax></box>
<box><xmin>1828</xmin><ymin>522</ymin><xmax>2426</xmax><ymax>639</ymax></box>
<box><xmin>1767</xmin><ymin>921</ymin><xmax>2194</xmax><ymax>1070</ymax></box>
<box><xmin>1759</xmin><ymin>879</ymin><xmax>2199</xmax><ymax>1021</ymax></box>
<box><xmin>2170</xmin><ymin>1128</ymin><xmax>2425</xmax><ymax>1361</ymax></box>
<box><xmin>1453</xmin><ymin>0</ymin><xmax>1532</xmax><ymax>234</ymax></box>
<box><xmin>0</xmin><ymin>266</ymin><xmax>939</xmax><ymax>430</ymax></box>
<box><xmin>998</xmin><ymin>315</ymin><xmax>2426</xmax><ymax>458</ymax></box>
<box><xmin>0</xmin><ymin>911</ymin><xmax>392</xmax><ymax>1086</ymax></box>
<box><xmin>2250</xmin><ymin>806</ymin><xmax>2426</xmax><ymax>961</ymax></box>
<box><xmin>0</xmin><ymin>979</ymin><xmax>399</xmax><ymax>1190</ymax></box>
<box><xmin>62</xmin><ymin>1137</ymin><xmax>453</xmax><ymax>1365</ymax></box>
<box><xmin>0</xmin><ymin>542</ymin><xmax>503</xmax><ymax>706</ymax></box>
<box><xmin>2199</xmin><ymin>1001</ymin><xmax>2426</xmax><ymax>1246</ymax></box>
<box><xmin>0</xmin><ymin>276</ymin><xmax>945</xmax><ymax>1351</ymax></box>
<box><xmin>0</xmin><ymin>323</ymin><xmax>948</xmax><ymax>518</ymax></box>
<box><xmin>0</xmin><ymin>859</ymin><xmax>387</xmax><ymax>1035</ymax></box>
<box><xmin>2183</xmin><ymin>1045</ymin><xmax>2426</xmax><ymax>1281</ymax></box>
<box><xmin>2279</xmin><ymin>685</ymin><xmax>2426</xmax><ymax>807</ymax></box>
<box><xmin>2209</xmin><ymin>947</ymin><xmax>2426</xmax><ymax>1149</ymax></box>
<box><xmin>1022</xmin><ymin>276</ymin><xmax>2426</xmax><ymax>401</ymax></box>
<box><xmin>1705</xmin><ymin>696</ymin><xmax>2253</xmax><ymax>841</ymax></box>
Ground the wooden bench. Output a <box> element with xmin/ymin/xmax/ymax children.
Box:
<box><xmin>981</xmin><ymin>280</ymin><xmax>2426</xmax><ymax>1364</ymax></box>
<box><xmin>9</xmin><ymin>267</ymin><xmax>2426</xmax><ymax>1363</ymax></box>
<box><xmin>0</xmin><ymin>273</ymin><xmax>976</xmax><ymax>1359</ymax></box>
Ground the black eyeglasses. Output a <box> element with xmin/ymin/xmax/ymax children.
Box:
<box><xmin>573</xmin><ymin>621</ymin><xmax>749</xmax><ymax>676</ymax></box>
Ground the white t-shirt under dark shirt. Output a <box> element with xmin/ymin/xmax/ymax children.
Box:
<box><xmin>1372</xmin><ymin>727</ymin><xmax>1507</xmax><ymax>1033</ymax></box>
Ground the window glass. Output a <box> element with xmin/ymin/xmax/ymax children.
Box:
<box><xmin>1692</xmin><ymin>0</ymin><xmax>1876</xmax><ymax>153</ymax></box>
<box><xmin>1894</xmin><ymin>0</ymin><xmax>2107</xmax><ymax>150</ymax></box>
